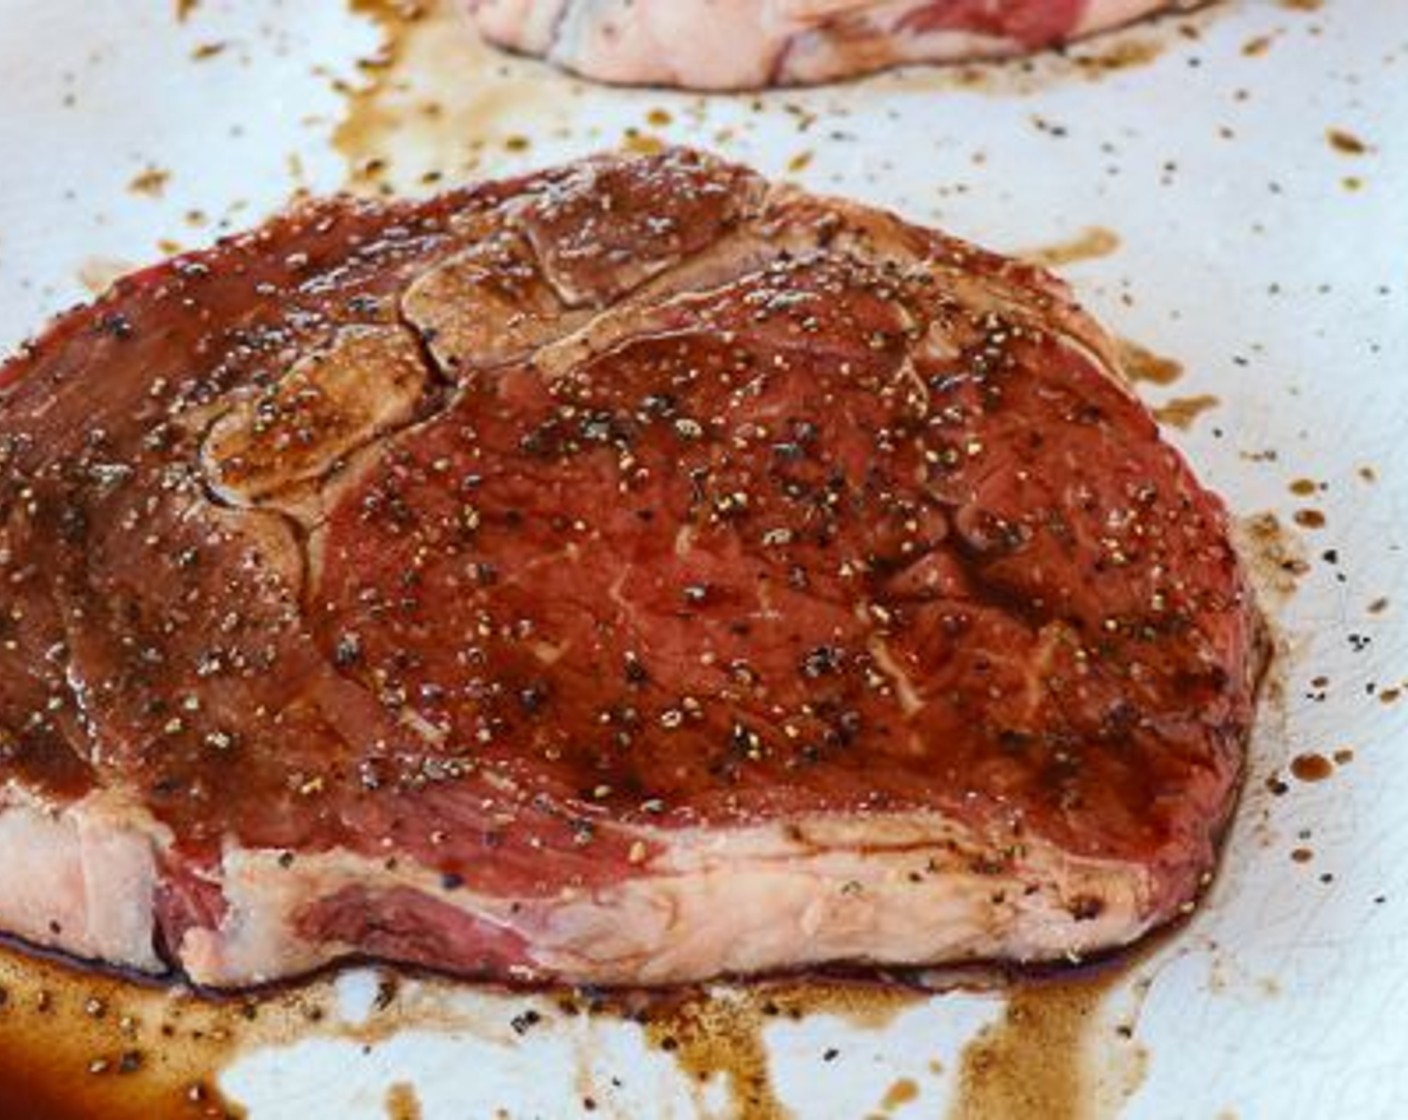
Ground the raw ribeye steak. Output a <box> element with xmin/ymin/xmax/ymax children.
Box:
<box><xmin>467</xmin><ymin>0</ymin><xmax>1197</xmax><ymax>89</ymax></box>
<box><xmin>0</xmin><ymin>148</ymin><xmax>1264</xmax><ymax>988</ymax></box>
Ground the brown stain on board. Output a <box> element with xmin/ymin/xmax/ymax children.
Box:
<box><xmin>0</xmin><ymin>940</ymin><xmax>262</xmax><ymax>1120</ymax></box>
<box><xmin>1019</xmin><ymin>227</ymin><xmax>1121</xmax><ymax>268</ymax></box>
<box><xmin>1290</xmin><ymin>752</ymin><xmax>1334</xmax><ymax>782</ymax></box>
<box><xmin>1115</xmin><ymin>339</ymin><xmax>1183</xmax><ymax>386</ymax></box>
<box><xmin>1152</xmin><ymin>393</ymin><xmax>1220</xmax><ymax>430</ymax></box>
<box><xmin>631</xmin><ymin>980</ymin><xmax>918</xmax><ymax>1119</ymax></box>
<box><xmin>0</xmin><ymin>935</ymin><xmax>1165</xmax><ymax>1118</ymax></box>
<box><xmin>0</xmin><ymin>945</ymin><xmax>573</xmax><ymax>1118</ymax></box>
<box><xmin>337</xmin><ymin>0</ymin><xmax>562</xmax><ymax>195</ymax></box>
<box><xmin>0</xmin><ymin>947</ymin><xmax>496</xmax><ymax>1119</ymax></box>
<box><xmin>128</xmin><ymin>166</ymin><xmax>172</xmax><ymax>198</ymax></box>
<box><xmin>627</xmin><ymin>978</ymin><xmax>927</xmax><ymax>1118</ymax></box>
<box><xmin>879</xmin><ymin>1076</ymin><xmax>920</xmax><ymax>1112</ymax></box>
<box><xmin>644</xmin><ymin>990</ymin><xmax>787</xmax><ymax>1119</ymax></box>
<box><xmin>949</xmin><ymin>971</ymin><xmax>1147</xmax><ymax>1120</ymax></box>
<box><xmin>1326</xmin><ymin>128</ymin><xmax>1369</xmax><ymax>156</ymax></box>
<box><xmin>385</xmin><ymin>1081</ymin><xmax>423</xmax><ymax>1120</ymax></box>
<box><xmin>626</xmin><ymin>969</ymin><xmax>1153</xmax><ymax>1120</ymax></box>
<box><xmin>1236</xmin><ymin>512</ymin><xmax>1310</xmax><ymax>605</ymax></box>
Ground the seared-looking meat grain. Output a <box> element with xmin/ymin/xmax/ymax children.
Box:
<box><xmin>467</xmin><ymin>0</ymin><xmax>1196</xmax><ymax>89</ymax></box>
<box><xmin>0</xmin><ymin>149</ymin><xmax>1263</xmax><ymax>987</ymax></box>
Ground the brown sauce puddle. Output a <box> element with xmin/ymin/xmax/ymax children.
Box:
<box><xmin>0</xmin><ymin>936</ymin><xmax>1162</xmax><ymax>1120</ymax></box>
<box><xmin>623</xmin><ymin>959</ymin><xmax>1156</xmax><ymax>1119</ymax></box>
<box><xmin>950</xmin><ymin>971</ymin><xmax>1149</xmax><ymax>1120</ymax></box>
<box><xmin>633</xmin><ymin>978</ymin><xmax>926</xmax><ymax>1119</ymax></box>
<box><xmin>0</xmin><ymin>939</ymin><xmax>268</xmax><ymax>1120</ymax></box>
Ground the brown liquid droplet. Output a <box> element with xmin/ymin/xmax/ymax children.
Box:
<box><xmin>880</xmin><ymin>1075</ymin><xmax>920</xmax><ymax>1110</ymax></box>
<box><xmin>385</xmin><ymin>1080</ymin><xmax>423</xmax><ymax>1120</ymax></box>
<box><xmin>1292</xmin><ymin>508</ymin><xmax>1326</xmax><ymax>529</ymax></box>
<box><xmin>1019</xmin><ymin>227</ymin><xmax>1121</xmax><ymax>269</ymax></box>
<box><xmin>1333</xmin><ymin>748</ymin><xmax>1355</xmax><ymax>765</ymax></box>
<box><xmin>128</xmin><ymin>166</ymin><xmax>171</xmax><ymax>199</ymax></box>
<box><xmin>1290</xmin><ymin>752</ymin><xmax>1333</xmax><ymax>782</ymax></box>
<box><xmin>787</xmin><ymin>149</ymin><xmax>815</xmax><ymax>174</ymax></box>
<box><xmin>1287</xmin><ymin>478</ymin><xmax>1318</xmax><ymax>497</ymax></box>
<box><xmin>1115</xmin><ymin>340</ymin><xmax>1183</xmax><ymax>386</ymax></box>
<box><xmin>1153</xmin><ymin>394</ymin><xmax>1219</xmax><ymax>430</ymax></box>
<box><xmin>1326</xmin><ymin>128</ymin><xmax>1369</xmax><ymax>156</ymax></box>
<box><xmin>1290</xmin><ymin>848</ymin><xmax>1314</xmax><ymax>863</ymax></box>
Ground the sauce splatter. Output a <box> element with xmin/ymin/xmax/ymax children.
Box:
<box><xmin>1289</xmin><ymin>752</ymin><xmax>1334</xmax><ymax>782</ymax></box>
<box><xmin>337</xmin><ymin>0</ymin><xmax>564</xmax><ymax>194</ymax></box>
<box><xmin>0</xmin><ymin>940</ymin><xmax>261</xmax><ymax>1120</ymax></box>
<box><xmin>1326</xmin><ymin>128</ymin><xmax>1369</xmax><ymax>156</ymax></box>
<box><xmin>949</xmin><ymin>972</ymin><xmax>1148</xmax><ymax>1120</ymax></box>
<box><xmin>1153</xmin><ymin>394</ymin><xmax>1219</xmax><ymax>430</ymax></box>
<box><xmin>1020</xmin><ymin>227</ymin><xmax>1121</xmax><ymax>268</ymax></box>
<box><xmin>128</xmin><ymin>166</ymin><xmax>172</xmax><ymax>198</ymax></box>
<box><xmin>879</xmin><ymin>1076</ymin><xmax>920</xmax><ymax>1112</ymax></box>
<box><xmin>385</xmin><ymin>1081</ymin><xmax>422</xmax><ymax>1120</ymax></box>
<box><xmin>1237</xmin><ymin>513</ymin><xmax>1310</xmax><ymax>604</ymax></box>
<box><xmin>630</xmin><ymin>980</ymin><xmax>925</xmax><ymax>1118</ymax></box>
<box><xmin>642</xmin><ymin>989</ymin><xmax>788</xmax><ymax>1120</ymax></box>
<box><xmin>1115</xmin><ymin>339</ymin><xmax>1184</xmax><ymax>386</ymax></box>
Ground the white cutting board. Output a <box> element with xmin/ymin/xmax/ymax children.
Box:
<box><xmin>0</xmin><ymin>1</ymin><xmax>1406</xmax><ymax>1117</ymax></box>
